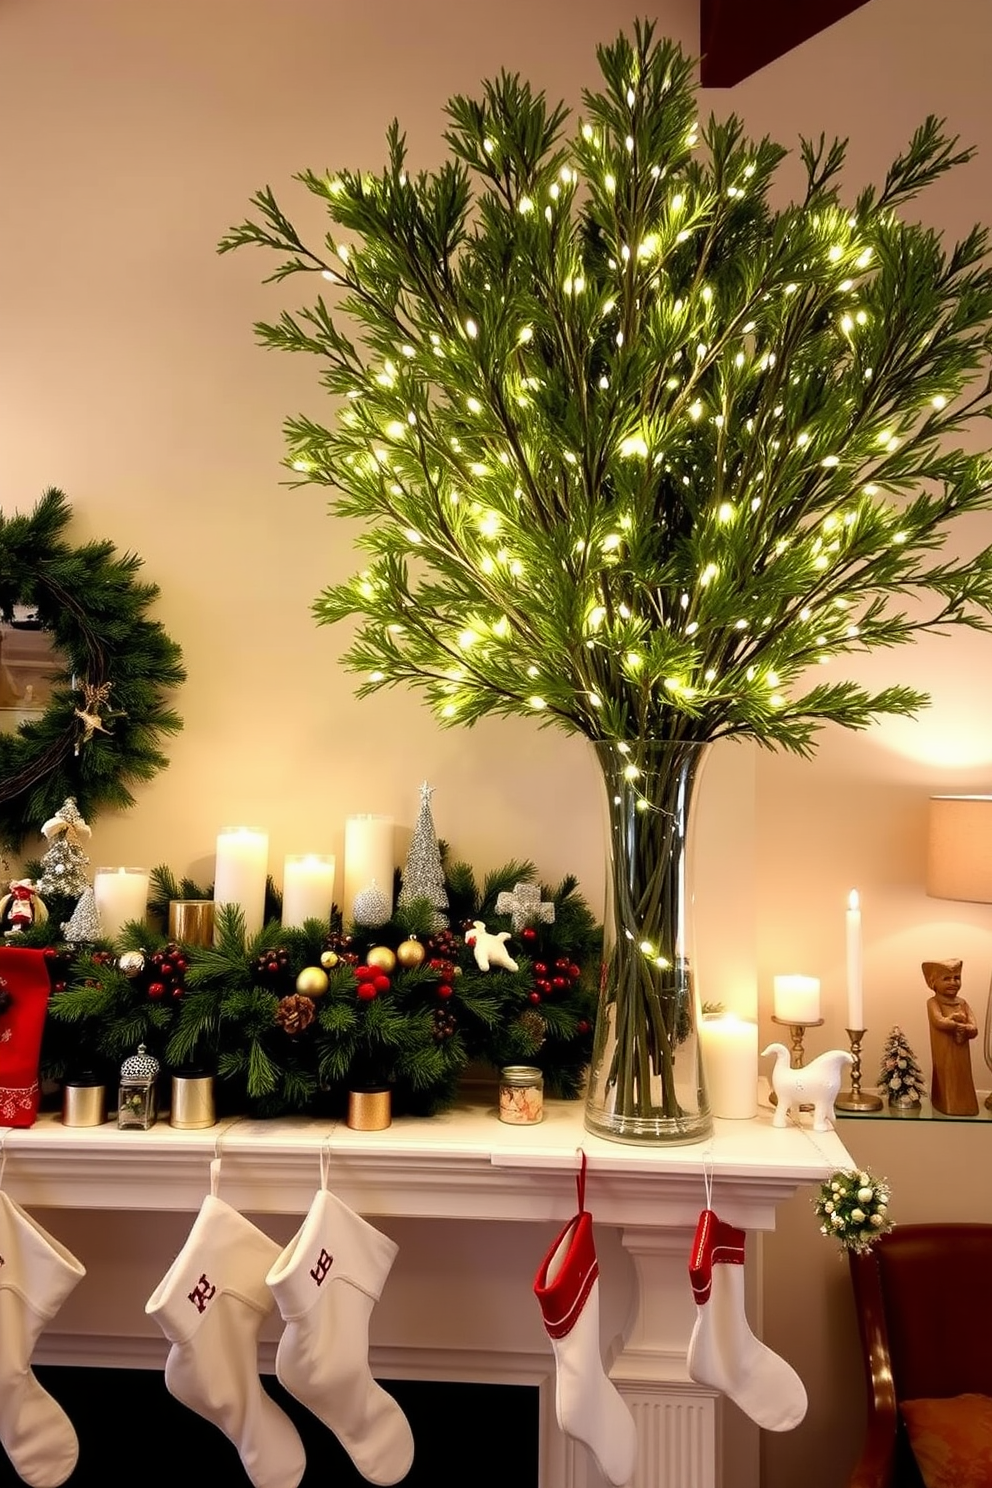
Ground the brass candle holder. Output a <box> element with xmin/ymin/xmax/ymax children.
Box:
<box><xmin>769</xmin><ymin>1015</ymin><xmax>824</xmax><ymax>1109</ymax></box>
<box><xmin>834</xmin><ymin>1028</ymin><xmax>883</xmax><ymax>1112</ymax></box>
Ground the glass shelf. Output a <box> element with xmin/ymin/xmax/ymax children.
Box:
<box><xmin>836</xmin><ymin>1091</ymin><xmax>992</xmax><ymax>1123</ymax></box>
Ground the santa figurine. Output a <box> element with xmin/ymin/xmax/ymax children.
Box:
<box><xmin>0</xmin><ymin>880</ymin><xmax>48</xmax><ymax>937</ymax></box>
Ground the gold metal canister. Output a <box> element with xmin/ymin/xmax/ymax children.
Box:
<box><xmin>347</xmin><ymin>1088</ymin><xmax>392</xmax><ymax>1131</ymax></box>
<box><xmin>169</xmin><ymin>1074</ymin><xmax>216</xmax><ymax>1129</ymax></box>
<box><xmin>62</xmin><ymin>1082</ymin><xmax>107</xmax><ymax>1127</ymax></box>
<box><xmin>168</xmin><ymin>900</ymin><xmax>215</xmax><ymax>948</ymax></box>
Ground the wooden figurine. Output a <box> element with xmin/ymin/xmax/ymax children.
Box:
<box><xmin>923</xmin><ymin>959</ymin><xmax>979</xmax><ymax>1116</ymax></box>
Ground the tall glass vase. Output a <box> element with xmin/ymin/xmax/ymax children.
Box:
<box><xmin>584</xmin><ymin>738</ymin><xmax>713</xmax><ymax>1144</ymax></box>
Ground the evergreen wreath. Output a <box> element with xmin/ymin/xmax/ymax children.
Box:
<box><xmin>0</xmin><ymin>489</ymin><xmax>185</xmax><ymax>852</ymax></box>
<box><xmin>41</xmin><ymin>858</ymin><xmax>599</xmax><ymax>1117</ymax></box>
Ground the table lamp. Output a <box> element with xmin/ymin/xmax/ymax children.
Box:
<box><xmin>926</xmin><ymin>794</ymin><xmax>992</xmax><ymax>1108</ymax></box>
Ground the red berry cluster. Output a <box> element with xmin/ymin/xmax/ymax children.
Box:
<box><xmin>428</xmin><ymin>928</ymin><xmax>461</xmax><ymax>960</ymax></box>
<box><xmin>355</xmin><ymin>965</ymin><xmax>391</xmax><ymax>1001</ymax></box>
<box><xmin>428</xmin><ymin>957</ymin><xmax>458</xmax><ymax>1000</ymax></box>
<box><xmin>323</xmin><ymin>932</ymin><xmax>359</xmax><ymax>966</ymax></box>
<box><xmin>528</xmin><ymin>956</ymin><xmax>582</xmax><ymax>1005</ymax></box>
<box><xmin>43</xmin><ymin>945</ymin><xmax>72</xmax><ymax>994</ymax></box>
<box><xmin>432</xmin><ymin>1006</ymin><xmax>457</xmax><ymax>1041</ymax></box>
<box><xmin>148</xmin><ymin>942</ymin><xmax>189</xmax><ymax>1000</ymax></box>
<box><xmin>254</xmin><ymin>947</ymin><xmax>292</xmax><ymax>986</ymax></box>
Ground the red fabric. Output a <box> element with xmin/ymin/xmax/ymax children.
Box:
<box><xmin>0</xmin><ymin>945</ymin><xmax>52</xmax><ymax>1127</ymax></box>
<box><xmin>534</xmin><ymin>1209</ymin><xmax>599</xmax><ymax>1339</ymax></box>
<box><xmin>689</xmin><ymin>1209</ymin><xmax>746</xmax><ymax>1304</ymax></box>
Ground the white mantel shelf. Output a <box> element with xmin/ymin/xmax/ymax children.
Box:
<box><xmin>3</xmin><ymin>1098</ymin><xmax>854</xmax><ymax>1229</ymax></box>
<box><xmin>3</xmin><ymin>1100</ymin><xmax>856</xmax><ymax>1488</ymax></box>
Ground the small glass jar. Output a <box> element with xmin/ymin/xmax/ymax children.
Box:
<box><xmin>498</xmin><ymin>1065</ymin><xmax>544</xmax><ymax>1125</ymax></box>
<box><xmin>118</xmin><ymin>1044</ymin><xmax>160</xmax><ymax>1130</ymax></box>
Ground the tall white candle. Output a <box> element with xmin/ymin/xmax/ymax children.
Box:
<box><xmin>343</xmin><ymin>815</ymin><xmax>394</xmax><ymax>923</ymax></box>
<box><xmin>773</xmin><ymin>974</ymin><xmax>821</xmax><ymax>1023</ymax></box>
<box><xmin>846</xmin><ymin>888</ymin><xmax>864</xmax><ymax>1030</ymax></box>
<box><xmin>93</xmin><ymin>867</ymin><xmax>150</xmax><ymax>941</ymax></box>
<box><xmin>699</xmin><ymin>1013</ymin><xmax>759</xmax><ymax>1119</ymax></box>
<box><xmin>214</xmin><ymin>827</ymin><xmax>269</xmax><ymax>938</ymax></box>
<box><xmin>282</xmin><ymin>854</ymin><xmax>336</xmax><ymax>929</ymax></box>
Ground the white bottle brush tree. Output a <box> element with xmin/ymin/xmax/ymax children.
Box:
<box><xmin>221</xmin><ymin>22</ymin><xmax>992</xmax><ymax>1131</ymax></box>
<box><xmin>878</xmin><ymin>1025</ymin><xmax>926</xmax><ymax>1106</ymax></box>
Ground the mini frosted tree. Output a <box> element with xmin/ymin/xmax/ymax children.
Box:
<box><xmin>222</xmin><ymin>23</ymin><xmax>992</xmax><ymax>1142</ymax></box>
<box><xmin>878</xmin><ymin>1025</ymin><xmax>926</xmax><ymax>1107</ymax></box>
<box><xmin>397</xmin><ymin>781</ymin><xmax>449</xmax><ymax>929</ymax></box>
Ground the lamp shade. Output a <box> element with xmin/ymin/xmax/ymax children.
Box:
<box><xmin>926</xmin><ymin>795</ymin><xmax>992</xmax><ymax>904</ymax></box>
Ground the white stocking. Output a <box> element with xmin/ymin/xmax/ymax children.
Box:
<box><xmin>267</xmin><ymin>1168</ymin><xmax>414</xmax><ymax>1487</ymax></box>
<box><xmin>686</xmin><ymin>1208</ymin><xmax>807</xmax><ymax>1432</ymax></box>
<box><xmin>145</xmin><ymin>1191</ymin><xmax>306</xmax><ymax>1488</ymax></box>
<box><xmin>0</xmin><ymin>1190</ymin><xmax>85</xmax><ymax>1488</ymax></box>
<box><xmin>533</xmin><ymin>1155</ymin><xmax>637</xmax><ymax>1487</ymax></box>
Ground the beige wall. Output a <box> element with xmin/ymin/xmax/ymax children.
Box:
<box><xmin>3</xmin><ymin>4</ymin><xmax>992</xmax><ymax>1486</ymax></box>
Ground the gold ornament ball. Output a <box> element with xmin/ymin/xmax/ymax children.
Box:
<box><xmin>320</xmin><ymin>950</ymin><xmax>339</xmax><ymax>970</ymax></box>
<box><xmin>295</xmin><ymin>965</ymin><xmax>330</xmax><ymax>998</ymax></box>
<box><xmin>366</xmin><ymin>946</ymin><xmax>398</xmax><ymax>974</ymax></box>
<box><xmin>118</xmin><ymin>950</ymin><xmax>147</xmax><ymax>979</ymax></box>
<box><xmin>396</xmin><ymin>939</ymin><xmax>426</xmax><ymax>969</ymax></box>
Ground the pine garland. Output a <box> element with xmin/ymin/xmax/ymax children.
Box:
<box><xmin>220</xmin><ymin>23</ymin><xmax>992</xmax><ymax>757</ymax></box>
<box><xmin>41</xmin><ymin>858</ymin><xmax>600</xmax><ymax>1116</ymax></box>
<box><xmin>0</xmin><ymin>490</ymin><xmax>185</xmax><ymax>851</ymax></box>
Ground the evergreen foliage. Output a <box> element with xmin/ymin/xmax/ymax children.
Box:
<box><xmin>220</xmin><ymin>23</ymin><xmax>992</xmax><ymax>758</ymax></box>
<box><xmin>0</xmin><ymin>490</ymin><xmax>184</xmax><ymax>850</ymax></box>
<box><xmin>41</xmin><ymin>859</ymin><xmax>600</xmax><ymax>1115</ymax></box>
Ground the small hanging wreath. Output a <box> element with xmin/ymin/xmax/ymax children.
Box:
<box><xmin>814</xmin><ymin>1168</ymin><xmax>894</xmax><ymax>1254</ymax></box>
<box><xmin>0</xmin><ymin>489</ymin><xmax>185</xmax><ymax>851</ymax></box>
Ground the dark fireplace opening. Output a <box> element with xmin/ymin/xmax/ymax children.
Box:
<box><xmin>0</xmin><ymin>1368</ymin><xmax>540</xmax><ymax>1488</ymax></box>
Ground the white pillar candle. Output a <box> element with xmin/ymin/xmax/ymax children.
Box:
<box><xmin>699</xmin><ymin>1013</ymin><xmax>759</xmax><ymax>1119</ymax></box>
<box><xmin>846</xmin><ymin>889</ymin><xmax>864</xmax><ymax>1030</ymax></box>
<box><xmin>773</xmin><ymin>974</ymin><xmax>821</xmax><ymax>1024</ymax></box>
<box><xmin>343</xmin><ymin>815</ymin><xmax>394</xmax><ymax>923</ymax></box>
<box><xmin>93</xmin><ymin>867</ymin><xmax>149</xmax><ymax>941</ymax></box>
<box><xmin>214</xmin><ymin>827</ymin><xmax>269</xmax><ymax>938</ymax></box>
<box><xmin>282</xmin><ymin>854</ymin><xmax>336</xmax><ymax>929</ymax></box>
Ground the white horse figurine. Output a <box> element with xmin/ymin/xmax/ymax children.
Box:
<box><xmin>762</xmin><ymin>1044</ymin><xmax>853</xmax><ymax>1132</ymax></box>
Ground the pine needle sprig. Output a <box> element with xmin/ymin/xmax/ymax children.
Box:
<box><xmin>222</xmin><ymin>21</ymin><xmax>992</xmax><ymax>757</ymax></box>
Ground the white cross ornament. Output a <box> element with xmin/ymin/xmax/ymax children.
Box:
<box><xmin>495</xmin><ymin>881</ymin><xmax>556</xmax><ymax>933</ymax></box>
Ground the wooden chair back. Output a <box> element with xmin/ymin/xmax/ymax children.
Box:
<box><xmin>847</xmin><ymin>1223</ymin><xmax>992</xmax><ymax>1488</ymax></box>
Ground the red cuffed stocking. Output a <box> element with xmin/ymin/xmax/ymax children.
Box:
<box><xmin>686</xmin><ymin>1209</ymin><xmax>807</xmax><ymax>1431</ymax></box>
<box><xmin>534</xmin><ymin>1155</ymin><xmax>638</xmax><ymax>1487</ymax></box>
<box><xmin>0</xmin><ymin>947</ymin><xmax>52</xmax><ymax>1128</ymax></box>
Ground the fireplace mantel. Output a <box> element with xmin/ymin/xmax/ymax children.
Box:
<box><xmin>3</xmin><ymin>1099</ymin><xmax>849</xmax><ymax>1223</ymax></box>
<box><xmin>3</xmin><ymin>1100</ymin><xmax>853</xmax><ymax>1488</ymax></box>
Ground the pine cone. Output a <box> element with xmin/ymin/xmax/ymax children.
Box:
<box><xmin>517</xmin><ymin>1009</ymin><xmax>547</xmax><ymax>1049</ymax></box>
<box><xmin>275</xmin><ymin>993</ymin><xmax>316</xmax><ymax>1035</ymax></box>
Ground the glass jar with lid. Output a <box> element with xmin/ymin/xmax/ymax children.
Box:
<box><xmin>498</xmin><ymin>1065</ymin><xmax>544</xmax><ymax>1125</ymax></box>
